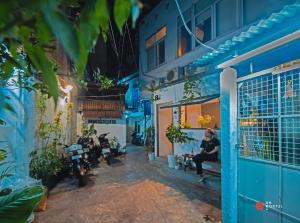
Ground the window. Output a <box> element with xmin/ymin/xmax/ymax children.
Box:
<box><xmin>195</xmin><ymin>8</ymin><xmax>212</xmax><ymax>45</ymax></box>
<box><xmin>177</xmin><ymin>8</ymin><xmax>192</xmax><ymax>57</ymax></box>
<box><xmin>216</xmin><ymin>0</ymin><xmax>237</xmax><ymax>37</ymax></box>
<box><xmin>243</xmin><ymin>0</ymin><xmax>294</xmax><ymax>25</ymax></box>
<box><xmin>146</xmin><ymin>26</ymin><xmax>167</xmax><ymax>71</ymax></box>
<box><xmin>179</xmin><ymin>98</ymin><xmax>220</xmax><ymax>129</ymax></box>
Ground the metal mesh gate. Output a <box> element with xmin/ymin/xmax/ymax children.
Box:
<box><xmin>238</xmin><ymin>68</ymin><xmax>300</xmax><ymax>166</ymax></box>
<box><xmin>237</xmin><ymin>67</ymin><xmax>300</xmax><ymax>223</ymax></box>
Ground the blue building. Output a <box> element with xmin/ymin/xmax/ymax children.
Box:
<box><xmin>118</xmin><ymin>72</ymin><xmax>151</xmax><ymax>143</ymax></box>
<box><xmin>139</xmin><ymin>0</ymin><xmax>300</xmax><ymax>222</ymax></box>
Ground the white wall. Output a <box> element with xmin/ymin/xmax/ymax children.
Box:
<box><xmin>0</xmin><ymin>85</ymin><xmax>36</xmax><ymax>178</ymax></box>
<box><xmin>87</xmin><ymin>118</ymin><xmax>127</xmax><ymax>149</ymax></box>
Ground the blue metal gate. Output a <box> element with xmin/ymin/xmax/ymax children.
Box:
<box><xmin>237</xmin><ymin>67</ymin><xmax>300</xmax><ymax>223</ymax></box>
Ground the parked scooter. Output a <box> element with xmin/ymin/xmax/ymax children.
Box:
<box><xmin>77</xmin><ymin>136</ymin><xmax>99</xmax><ymax>167</ymax></box>
<box><xmin>131</xmin><ymin>131</ymin><xmax>144</xmax><ymax>146</ymax></box>
<box><xmin>98</xmin><ymin>133</ymin><xmax>112</xmax><ymax>165</ymax></box>
<box><xmin>63</xmin><ymin>144</ymin><xmax>89</xmax><ymax>187</ymax></box>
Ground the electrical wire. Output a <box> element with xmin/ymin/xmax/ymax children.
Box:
<box><xmin>174</xmin><ymin>0</ymin><xmax>215</xmax><ymax>51</ymax></box>
<box><xmin>125</xmin><ymin>21</ymin><xmax>138</xmax><ymax>70</ymax></box>
<box><xmin>118</xmin><ymin>25</ymin><xmax>126</xmax><ymax>80</ymax></box>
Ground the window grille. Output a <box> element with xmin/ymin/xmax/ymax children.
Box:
<box><xmin>238</xmin><ymin>68</ymin><xmax>300</xmax><ymax>167</ymax></box>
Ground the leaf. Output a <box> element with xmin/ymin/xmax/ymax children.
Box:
<box><xmin>131</xmin><ymin>0</ymin><xmax>140</xmax><ymax>27</ymax></box>
<box><xmin>39</xmin><ymin>0</ymin><xmax>82</xmax><ymax>67</ymax></box>
<box><xmin>0</xmin><ymin>185</ymin><xmax>44</xmax><ymax>223</ymax></box>
<box><xmin>3</xmin><ymin>102</ymin><xmax>16</xmax><ymax>114</ymax></box>
<box><xmin>35</xmin><ymin>14</ymin><xmax>52</xmax><ymax>44</ymax></box>
<box><xmin>0</xmin><ymin>149</ymin><xmax>7</xmax><ymax>161</ymax></box>
<box><xmin>24</xmin><ymin>43</ymin><xmax>58</xmax><ymax>105</ymax></box>
<box><xmin>0</xmin><ymin>118</ymin><xmax>6</xmax><ymax>125</ymax></box>
<box><xmin>114</xmin><ymin>0</ymin><xmax>131</xmax><ymax>33</ymax></box>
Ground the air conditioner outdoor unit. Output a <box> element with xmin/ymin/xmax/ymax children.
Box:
<box><xmin>165</xmin><ymin>67</ymin><xmax>185</xmax><ymax>83</ymax></box>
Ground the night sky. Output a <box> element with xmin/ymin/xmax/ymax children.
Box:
<box><xmin>86</xmin><ymin>0</ymin><xmax>161</xmax><ymax>82</ymax></box>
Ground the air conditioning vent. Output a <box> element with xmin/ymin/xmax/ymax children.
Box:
<box><xmin>165</xmin><ymin>67</ymin><xmax>184</xmax><ymax>83</ymax></box>
<box><xmin>167</xmin><ymin>70</ymin><xmax>175</xmax><ymax>81</ymax></box>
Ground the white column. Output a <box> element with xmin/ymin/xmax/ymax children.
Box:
<box><xmin>220</xmin><ymin>67</ymin><xmax>238</xmax><ymax>223</ymax></box>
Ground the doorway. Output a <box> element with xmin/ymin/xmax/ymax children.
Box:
<box><xmin>157</xmin><ymin>104</ymin><xmax>173</xmax><ymax>157</ymax></box>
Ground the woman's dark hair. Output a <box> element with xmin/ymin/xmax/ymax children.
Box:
<box><xmin>206</xmin><ymin>128</ymin><xmax>215</xmax><ymax>135</ymax></box>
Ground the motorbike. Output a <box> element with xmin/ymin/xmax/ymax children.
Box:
<box><xmin>98</xmin><ymin>133</ymin><xmax>112</xmax><ymax>165</ymax></box>
<box><xmin>77</xmin><ymin>136</ymin><xmax>99</xmax><ymax>167</ymax></box>
<box><xmin>131</xmin><ymin>131</ymin><xmax>144</xmax><ymax>146</ymax></box>
<box><xmin>63</xmin><ymin>144</ymin><xmax>89</xmax><ymax>187</ymax></box>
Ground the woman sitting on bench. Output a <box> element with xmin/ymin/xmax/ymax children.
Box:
<box><xmin>193</xmin><ymin>128</ymin><xmax>220</xmax><ymax>182</ymax></box>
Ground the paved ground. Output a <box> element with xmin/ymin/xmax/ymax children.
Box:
<box><xmin>35</xmin><ymin>145</ymin><xmax>221</xmax><ymax>223</ymax></box>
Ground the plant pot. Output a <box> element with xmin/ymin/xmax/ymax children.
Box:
<box><xmin>167</xmin><ymin>155</ymin><xmax>176</xmax><ymax>168</ymax></box>
<box><xmin>174</xmin><ymin>165</ymin><xmax>180</xmax><ymax>170</ymax></box>
<box><xmin>148</xmin><ymin>152</ymin><xmax>155</xmax><ymax>161</ymax></box>
<box><xmin>35</xmin><ymin>187</ymin><xmax>48</xmax><ymax>212</ymax></box>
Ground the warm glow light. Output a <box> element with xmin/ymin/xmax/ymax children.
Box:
<box><xmin>60</xmin><ymin>84</ymin><xmax>73</xmax><ymax>94</ymax></box>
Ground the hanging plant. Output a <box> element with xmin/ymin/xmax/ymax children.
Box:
<box><xmin>66</xmin><ymin>102</ymin><xmax>73</xmax><ymax>121</ymax></box>
<box><xmin>182</xmin><ymin>78</ymin><xmax>201</xmax><ymax>103</ymax></box>
<box><xmin>93</xmin><ymin>68</ymin><xmax>114</xmax><ymax>91</ymax></box>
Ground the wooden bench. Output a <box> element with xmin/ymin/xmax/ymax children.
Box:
<box><xmin>182</xmin><ymin>154</ymin><xmax>221</xmax><ymax>176</ymax></box>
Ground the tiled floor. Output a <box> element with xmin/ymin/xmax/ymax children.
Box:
<box><xmin>35</xmin><ymin>145</ymin><xmax>221</xmax><ymax>223</ymax></box>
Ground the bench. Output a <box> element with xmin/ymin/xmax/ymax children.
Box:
<box><xmin>182</xmin><ymin>154</ymin><xmax>221</xmax><ymax>176</ymax></box>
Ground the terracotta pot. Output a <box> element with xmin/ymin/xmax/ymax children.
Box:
<box><xmin>35</xmin><ymin>187</ymin><xmax>48</xmax><ymax>212</ymax></box>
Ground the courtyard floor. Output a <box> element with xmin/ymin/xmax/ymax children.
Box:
<box><xmin>34</xmin><ymin>145</ymin><xmax>221</xmax><ymax>223</ymax></box>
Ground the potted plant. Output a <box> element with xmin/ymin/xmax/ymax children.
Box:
<box><xmin>29</xmin><ymin>145</ymin><xmax>62</xmax><ymax>211</ymax></box>
<box><xmin>109</xmin><ymin>136</ymin><xmax>122</xmax><ymax>155</ymax></box>
<box><xmin>0</xmin><ymin>148</ymin><xmax>44</xmax><ymax>222</ymax></box>
<box><xmin>175</xmin><ymin>156</ymin><xmax>183</xmax><ymax>170</ymax></box>
<box><xmin>166</xmin><ymin>124</ymin><xmax>194</xmax><ymax>168</ymax></box>
<box><xmin>144</xmin><ymin>127</ymin><xmax>155</xmax><ymax>161</ymax></box>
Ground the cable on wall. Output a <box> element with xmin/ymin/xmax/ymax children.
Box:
<box><xmin>174</xmin><ymin>0</ymin><xmax>216</xmax><ymax>51</ymax></box>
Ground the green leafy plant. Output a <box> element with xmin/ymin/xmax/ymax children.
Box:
<box><xmin>0</xmin><ymin>0</ymin><xmax>140</xmax><ymax>123</ymax></box>
<box><xmin>166</xmin><ymin>124</ymin><xmax>194</xmax><ymax>144</ymax></box>
<box><xmin>93</xmin><ymin>68</ymin><xmax>114</xmax><ymax>91</ymax></box>
<box><xmin>29</xmin><ymin>145</ymin><xmax>62</xmax><ymax>185</ymax></box>
<box><xmin>176</xmin><ymin>156</ymin><xmax>183</xmax><ymax>166</ymax></box>
<box><xmin>109</xmin><ymin>136</ymin><xmax>120</xmax><ymax>149</ymax></box>
<box><xmin>30</xmin><ymin>92</ymin><xmax>64</xmax><ymax>185</ymax></box>
<box><xmin>0</xmin><ymin>185</ymin><xmax>44</xmax><ymax>223</ymax></box>
<box><xmin>0</xmin><ymin>149</ymin><xmax>14</xmax><ymax>181</ymax></box>
<box><xmin>81</xmin><ymin>116</ymin><xmax>97</xmax><ymax>138</ymax></box>
<box><xmin>182</xmin><ymin>78</ymin><xmax>201</xmax><ymax>103</ymax></box>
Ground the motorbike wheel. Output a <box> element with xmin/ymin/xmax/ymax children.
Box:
<box><xmin>106</xmin><ymin>157</ymin><xmax>111</xmax><ymax>165</ymax></box>
<box><xmin>78</xmin><ymin>166</ymin><xmax>87</xmax><ymax>187</ymax></box>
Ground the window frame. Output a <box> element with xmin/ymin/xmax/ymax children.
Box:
<box><xmin>214</xmin><ymin>0</ymin><xmax>239</xmax><ymax>38</ymax></box>
<box><xmin>176</xmin><ymin>7</ymin><xmax>193</xmax><ymax>58</ymax></box>
<box><xmin>194</xmin><ymin>6</ymin><xmax>213</xmax><ymax>47</ymax></box>
<box><xmin>145</xmin><ymin>26</ymin><xmax>167</xmax><ymax>71</ymax></box>
<box><xmin>179</xmin><ymin>98</ymin><xmax>221</xmax><ymax>130</ymax></box>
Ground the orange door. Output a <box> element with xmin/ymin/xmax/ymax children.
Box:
<box><xmin>157</xmin><ymin>105</ymin><xmax>173</xmax><ymax>156</ymax></box>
